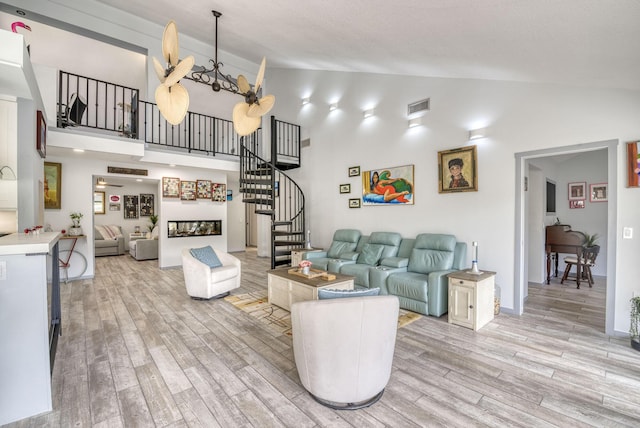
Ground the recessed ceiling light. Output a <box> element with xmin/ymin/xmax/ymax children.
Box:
<box><xmin>73</xmin><ymin>148</ymin><xmax>85</xmax><ymax>153</ymax></box>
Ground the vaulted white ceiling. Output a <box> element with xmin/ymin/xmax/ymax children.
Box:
<box><xmin>85</xmin><ymin>0</ymin><xmax>640</xmax><ymax>91</ymax></box>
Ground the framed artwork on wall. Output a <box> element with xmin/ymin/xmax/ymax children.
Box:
<box><xmin>361</xmin><ymin>164</ymin><xmax>414</xmax><ymax>205</ymax></box>
<box><xmin>162</xmin><ymin>177</ymin><xmax>180</xmax><ymax>198</ymax></box>
<box><xmin>94</xmin><ymin>191</ymin><xmax>105</xmax><ymax>214</ymax></box>
<box><xmin>568</xmin><ymin>182</ymin><xmax>586</xmax><ymax>201</ymax></box>
<box><xmin>349</xmin><ymin>198</ymin><xmax>361</xmax><ymax>208</ymax></box>
<box><xmin>627</xmin><ymin>141</ymin><xmax>640</xmax><ymax>187</ymax></box>
<box><xmin>348</xmin><ymin>166</ymin><xmax>360</xmax><ymax>177</ymax></box>
<box><xmin>124</xmin><ymin>195</ymin><xmax>138</xmax><ymax>219</ymax></box>
<box><xmin>44</xmin><ymin>162</ymin><xmax>61</xmax><ymax>209</ymax></box>
<box><xmin>569</xmin><ymin>200</ymin><xmax>585</xmax><ymax>209</ymax></box>
<box><xmin>438</xmin><ymin>145</ymin><xmax>478</xmax><ymax>193</ymax></box>
<box><xmin>36</xmin><ymin>110</ymin><xmax>46</xmax><ymax>158</ymax></box>
<box><xmin>339</xmin><ymin>183</ymin><xmax>351</xmax><ymax>194</ymax></box>
<box><xmin>589</xmin><ymin>183</ymin><xmax>608</xmax><ymax>202</ymax></box>
<box><xmin>196</xmin><ymin>180</ymin><xmax>212</xmax><ymax>199</ymax></box>
<box><xmin>139</xmin><ymin>193</ymin><xmax>154</xmax><ymax>216</ymax></box>
<box><xmin>212</xmin><ymin>183</ymin><xmax>226</xmax><ymax>202</ymax></box>
<box><xmin>180</xmin><ymin>181</ymin><xmax>197</xmax><ymax>201</ymax></box>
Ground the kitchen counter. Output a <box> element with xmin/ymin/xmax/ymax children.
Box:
<box><xmin>0</xmin><ymin>232</ymin><xmax>61</xmax><ymax>255</ymax></box>
<box><xmin>0</xmin><ymin>231</ymin><xmax>61</xmax><ymax>425</ymax></box>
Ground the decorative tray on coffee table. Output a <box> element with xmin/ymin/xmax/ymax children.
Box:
<box><xmin>287</xmin><ymin>268</ymin><xmax>336</xmax><ymax>281</ymax></box>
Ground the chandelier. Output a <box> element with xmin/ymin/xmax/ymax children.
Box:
<box><xmin>187</xmin><ymin>11</ymin><xmax>240</xmax><ymax>94</ymax></box>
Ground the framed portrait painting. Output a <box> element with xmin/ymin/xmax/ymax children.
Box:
<box><xmin>44</xmin><ymin>162</ymin><xmax>61</xmax><ymax>209</ymax></box>
<box><xmin>361</xmin><ymin>164</ymin><xmax>414</xmax><ymax>205</ymax></box>
<box><xmin>438</xmin><ymin>145</ymin><xmax>478</xmax><ymax>193</ymax></box>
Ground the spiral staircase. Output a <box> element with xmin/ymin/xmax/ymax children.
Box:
<box><xmin>240</xmin><ymin>116</ymin><xmax>304</xmax><ymax>268</ymax></box>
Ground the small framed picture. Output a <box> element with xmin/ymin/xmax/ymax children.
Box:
<box><xmin>348</xmin><ymin>166</ymin><xmax>360</xmax><ymax>177</ymax></box>
<box><xmin>589</xmin><ymin>183</ymin><xmax>608</xmax><ymax>202</ymax></box>
<box><xmin>180</xmin><ymin>181</ymin><xmax>197</xmax><ymax>201</ymax></box>
<box><xmin>339</xmin><ymin>183</ymin><xmax>351</xmax><ymax>194</ymax></box>
<box><xmin>570</xmin><ymin>200</ymin><xmax>585</xmax><ymax>209</ymax></box>
<box><xmin>162</xmin><ymin>177</ymin><xmax>180</xmax><ymax>198</ymax></box>
<box><xmin>568</xmin><ymin>182</ymin><xmax>586</xmax><ymax>201</ymax></box>
<box><xmin>36</xmin><ymin>110</ymin><xmax>46</xmax><ymax>159</ymax></box>
<box><xmin>196</xmin><ymin>180</ymin><xmax>212</xmax><ymax>199</ymax></box>
<box><xmin>349</xmin><ymin>198</ymin><xmax>361</xmax><ymax>208</ymax></box>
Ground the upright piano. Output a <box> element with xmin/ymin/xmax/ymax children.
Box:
<box><xmin>545</xmin><ymin>224</ymin><xmax>586</xmax><ymax>285</ymax></box>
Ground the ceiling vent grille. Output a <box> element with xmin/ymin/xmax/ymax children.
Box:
<box><xmin>407</xmin><ymin>98</ymin><xmax>430</xmax><ymax>117</ymax></box>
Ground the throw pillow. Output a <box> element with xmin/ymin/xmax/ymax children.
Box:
<box><xmin>318</xmin><ymin>287</ymin><xmax>380</xmax><ymax>300</ymax></box>
<box><xmin>356</xmin><ymin>243</ymin><xmax>384</xmax><ymax>265</ymax></box>
<box><xmin>190</xmin><ymin>246</ymin><xmax>223</xmax><ymax>268</ymax></box>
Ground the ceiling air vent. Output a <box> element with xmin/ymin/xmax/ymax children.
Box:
<box><xmin>407</xmin><ymin>98</ymin><xmax>430</xmax><ymax>117</ymax></box>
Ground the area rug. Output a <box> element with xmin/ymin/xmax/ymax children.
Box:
<box><xmin>224</xmin><ymin>291</ymin><xmax>422</xmax><ymax>337</ymax></box>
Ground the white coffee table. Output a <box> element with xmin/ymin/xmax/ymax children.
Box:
<box><xmin>267</xmin><ymin>268</ymin><xmax>354</xmax><ymax>311</ymax></box>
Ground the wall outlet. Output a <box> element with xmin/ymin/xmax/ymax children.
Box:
<box><xmin>623</xmin><ymin>227</ymin><xmax>633</xmax><ymax>239</ymax></box>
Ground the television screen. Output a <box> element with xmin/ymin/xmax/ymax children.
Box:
<box><xmin>546</xmin><ymin>179</ymin><xmax>556</xmax><ymax>214</ymax></box>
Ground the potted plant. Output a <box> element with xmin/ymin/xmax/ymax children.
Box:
<box><xmin>581</xmin><ymin>232</ymin><xmax>599</xmax><ymax>248</ymax></box>
<box><xmin>630</xmin><ymin>296</ymin><xmax>640</xmax><ymax>351</ymax></box>
<box><xmin>69</xmin><ymin>212</ymin><xmax>84</xmax><ymax>236</ymax></box>
<box><xmin>148</xmin><ymin>214</ymin><xmax>159</xmax><ymax>232</ymax></box>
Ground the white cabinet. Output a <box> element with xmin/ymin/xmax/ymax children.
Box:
<box><xmin>291</xmin><ymin>248</ymin><xmax>323</xmax><ymax>266</ymax></box>
<box><xmin>448</xmin><ymin>270</ymin><xmax>496</xmax><ymax>331</ymax></box>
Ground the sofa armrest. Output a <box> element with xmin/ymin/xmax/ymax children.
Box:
<box><xmin>427</xmin><ymin>269</ymin><xmax>456</xmax><ymax>317</ymax></box>
<box><xmin>328</xmin><ymin>259</ymin><xmax>355</xmax><ymax>273</ymax></box>
<box><xmin>369</xmin><ymin>266</ymin><xmax>408</xmax><ymax>295</ymax></box>
<box><xmin>303</xmin><ymin>251</ymin><xmax>328</xmax><ymax>260</ymax></box>
<box><xmin>117</xmin><ymin>236</ymin><xmax>125</xmax><ymax>255</ymax></box>
<box><xmin>133</xmin><ymin>239</ymin><xmax>158</xmax><ymax>260</ymax></box>
<box><xmin>380</xmin><ymin>257</ymin><xmax>409</xmax><ymax>268</ymax></box>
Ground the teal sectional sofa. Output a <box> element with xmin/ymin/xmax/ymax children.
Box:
<box><xmin>303</xmin><ymin>230</ymin><xmax>467</xmax><ymax>317</ymax></box>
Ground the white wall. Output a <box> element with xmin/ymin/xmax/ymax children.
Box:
<box><xmin>43</xmin><ymin>152</ymin><xmax>228</xmax><ymax>275</ymax></box>
<box><xmin>268</xmin><ymin>68</ymin><xmax>640</xmax><ymax>334</ymax></box>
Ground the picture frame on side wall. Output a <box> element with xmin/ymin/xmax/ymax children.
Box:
<box><xmin>348</xmin><ymin>166</ymin><xmax>360</xmax><ymax>177</ymax></box>
<box><xmin>349</xmin><ymin>198</ymin><xmax>361</xmax><ymax>208</ymax></box>
<box><xmin>36</xmin><ymin>110</ymin><xmax>46</xmax><ymax>158</ymax></box>
<box><xmin>44</xmin><ymin>162</ymin><xmax>61</xmax><ymax>209</ymax></box>
<box><xmin>124</xmin><ymin>195</ymin><xmax>139</xmax><ymax>219</ymax></box>
<box><xmin>361</xmin><ymin>164</ymin><xmax>414</xmax><ymax>205</ymax></box>
<box><xmin>570</xmin><ymin>200</ymin><xmax>585</xmax><ymax>209</ymax></box>
<box><xmin>589</xmin><ymin>183</ymin><xmax>608</xmax><ymax>202</ymax></box>
<box><xmin>568</xmin><ymin>182</ymin><xmax>586</xmax><ymax>201</ymax></box>
<box><xmin>139</xmin><ymin>194</ymin><xmax>154</xmax><ymax>216</ymax></box>
<box><xmin>196</xmin><ymin>180</ymin><xmax>212</xmax><ymax>199</ymax></box>
<box><xmin>626</xmin><ymin>141</ymin><xmax>640</xmax><ymax>187</ymax></box>
<box><xmin>212</xmin><ymin>183</ymin><xmax>226</xmax><ymax>202</ymax></box>
<box><xmin>339</xmin><ymin>184</ymin><xmax>351</xmax><ymax>194</ymax></box>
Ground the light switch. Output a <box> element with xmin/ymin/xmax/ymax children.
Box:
<box><xmin>623</xmin><ymin>227</ymin><xmax>633</xmax><ymax>239</ymax></box>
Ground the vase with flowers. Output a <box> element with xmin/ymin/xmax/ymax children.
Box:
<box><xmin>299</xmin><ymin>260</ymin><xmax>312</xmax><ymax>275</ymax></box>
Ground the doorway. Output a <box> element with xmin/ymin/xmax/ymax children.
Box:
<box><xmin>514</xmin><ymin>140</ymin><xmax>618</xmax><ymax>335</ymax></box>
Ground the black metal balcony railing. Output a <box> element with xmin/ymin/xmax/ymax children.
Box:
<box><xmin>57</xmin><ymin>71</ymin><xmax>261</xmax><ymax>157</ymax></box>
<box><xmin>57</xmin><ymin>71</ymin><xmax>139</xmax><ymax>138</ymax></box>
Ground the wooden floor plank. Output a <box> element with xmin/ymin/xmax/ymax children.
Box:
<box><xmin>8</xmin><ymin>251</ymin><xmax>640</xmax><ymax>427</ymax></box>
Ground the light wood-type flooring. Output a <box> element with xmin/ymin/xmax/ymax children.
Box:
<box><xmin>7</xmin><ymin>250</ymin><xmax>640</xmax><ymax>427</ymax></box>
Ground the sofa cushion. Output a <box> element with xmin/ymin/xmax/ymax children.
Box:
<box><xmin>387</xmin><ymin>273</ymin><xmax>429</xmax><ymax>303</ymax></box>
<box><xmin>356</xmin><ymin>243</ymin><xmax>384</xmax><ymax>265</ymax></box>
<box><xmin>190</xmin><ymin>246</ymin><xmax>223</xmax><ymax>268</ymax></box>
<box><xmin>327</xmin><ymin>241</ymin><xmax>352</xmax><ymax>258</ymax></box>
<box><xmin>408</xmin><ymin>233</ymin><xmax>457</xmax><ymax>274</ymax></box>
<box><xmin>318</xmin><ymin>287</ymin><xmax>380</xmax><ymax>299</ymax></box>
<box><xmin>95</xmin><ymin>225</ymin><xmax>122</xmax><ymax>240</ymax></box>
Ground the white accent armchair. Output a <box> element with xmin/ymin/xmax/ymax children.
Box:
<box><xmin>181</xmin><ymin>248</ymin><xmax>241</xmax><ymax>299</ymax></box>
<box><xmin>291</xmin><ymin>295</ymin><xmax>399</xmax><ymax>409</ymax></box>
